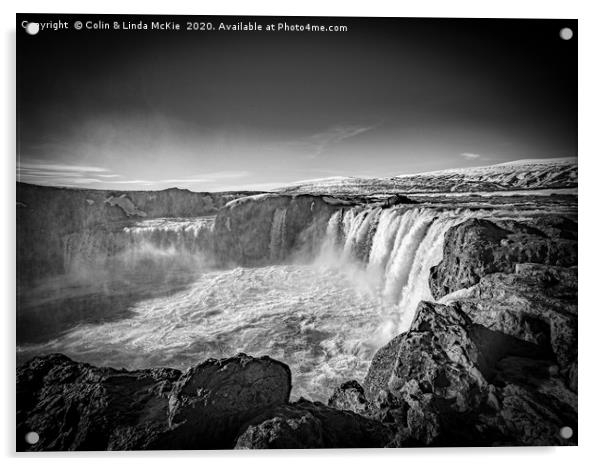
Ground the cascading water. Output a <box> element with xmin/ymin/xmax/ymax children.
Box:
<box><xmin>62</xmin><ymin>217</ymin><xmax>215</xmax><ymax>276</ymax></box>
<box><xmin>317</xmin><ymin>206</ymin><xmax>479</xmax><ymax>341</ymax></box>
<box><xmin>269</xmin><ymin>208</ymin><xmax>288</xmax><ymax>262</ymax></box>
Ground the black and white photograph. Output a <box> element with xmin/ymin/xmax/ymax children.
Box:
<box><xmin>15</xmin><ymin>13</ymin><xmax>577</xmax><ymax>451</ymax></box>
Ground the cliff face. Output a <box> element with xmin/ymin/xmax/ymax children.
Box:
<box><xmin>429</xmin><ymin>217</ymin><xmax>577</xmax><ymax>299</ymax></box>
<box><xmin>16</xmin><ymin>183</ymin><xmax>255</xmax><ymax>283</ymax></box>
<box><xmin>212</xmin><ymin>194</ymin><xmax>342</xmax><ymax>266</ymax></box>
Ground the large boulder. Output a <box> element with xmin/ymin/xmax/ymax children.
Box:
<box><xmin>234</xmin><ymin>399</ymin><xmax>392</xmax><ymax>449</ymax></box>
<box><xmin>353</xmin><ymin>302</ymin><xmax>577</xmax><ymax>446</ymax></box>
<box><xmin>166</xmin><ymin>354</ymin><xmax>291</xmax><ymax>449</ymax></box>
<box><xmin>16</xmin><ymin>353</ymin><xmax>181</xmax><ymax>451</ymax></box>
<box><xmin>17</xmin><ymin>353</ymin><xmax>292</xmax><ymax>451</ymax></box>
<box><xmin>448</xmin><ymin>263</ymin><xmax>577</xmax><ymax>388</ymax></box>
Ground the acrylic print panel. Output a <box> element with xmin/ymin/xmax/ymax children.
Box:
<box><xmin>16</xmin><ymin>14</ymin><xmax>577</xmax><ymax>450</ymax></box>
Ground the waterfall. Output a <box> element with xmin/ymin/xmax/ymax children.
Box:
<box><xmin>318</xmin><ymin>206</ymin><xmax>477</xmax><ymax>336</ymax></box>
<box><xmin>123</xmin><ymin>217</ymin><xmax>214</xmax><ymax>255</ymax></box>
<box><xmin>63</xmin><ymin>217</ymin><xmax>215</xmax><ymax>275</ymax></box>
<box><xmin>269</xmin><ymin>208</ymin><xmax>288</xmax><ymax>261</ymax></box>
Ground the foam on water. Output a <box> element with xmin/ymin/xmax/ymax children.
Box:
<box><xmin>18</xmin><ymin>264</ymin><xmax>388</xmax><ymax>402</ymax></box>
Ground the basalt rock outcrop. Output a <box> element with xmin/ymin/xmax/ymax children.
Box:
<box><xmin>333</xmin><ymin>301</ymin><xmax>576</xmax><ymax>446</ymax></box>
<box><xmin>17</xmin><ymin>353</ymin><xmax>292</xmax><ymax>451</ymax></box>
<box><xmin>18</xmin><ymin>351</ymin><xmax>396</xmax><ymax>451</ymax></box>
<box><xmin>429</xmin><ymin>217</ymin><xmax>577</xmax><ymax>299</ymax></box>
<box><xmin>235</xmin><ymin>399</ymin><xmax>392</xmax><ymax>449</ymax></box>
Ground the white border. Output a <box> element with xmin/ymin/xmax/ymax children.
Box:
<box><xmin>2</xmin><ymin>1</ymin><xmax>600</xmax><ymax>465</ymax></box>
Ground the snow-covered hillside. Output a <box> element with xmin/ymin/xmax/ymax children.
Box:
<box><xmin>278</xmin><ymin>157</ymin><xmax>577</xmax><ymax>195</ymax></box>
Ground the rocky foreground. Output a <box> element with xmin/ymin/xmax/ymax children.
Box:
<box><xmin>17</xmin><ymin>215</ymin><xmax>577</xmax><ymax>450</ymax></box>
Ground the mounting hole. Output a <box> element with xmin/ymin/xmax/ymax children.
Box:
<box><xmin>25</xmin><ymin>22</ymin><xmax>40</xmax><ymax>36</ymax></box>
<box><xmin>559</xmin><ymin>27</ymin><xmax>573</xmax><ymax>40</ymax></box>
<box><xmin>559</xmin><ymin>426</ymin><xmax>573</xmax><ymax>439</ymax></box>
<box><xmin>25</xmin><ymin>431</ymin><xmax>39</xmax><ymax>445</ymax></box>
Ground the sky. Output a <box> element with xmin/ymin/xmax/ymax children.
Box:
<box><xmin>17</xmin><ymin>15</ymin><xmax>577</xmax><ymax>192</ymax></box>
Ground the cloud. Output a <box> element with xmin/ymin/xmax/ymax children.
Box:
<box><xmin>17</xmin><ymin>161</ymin><xmax>115</xmax><ymax>187</ymax></box>
<box><xmin>308</xmin><ymin>124</ymin><xmax>375</xmax><ymax>158</ymax></box>
<box><xmin>460</xmin><ymin>152</ymin><xmax>481</xmax><ymax>159</ymax></box>
<box><xmin>274</xmin><ymin>124</ymin><xmax>377</xmax><ymax>159</ymax></box>
<box><xmin>18</xmin><ymin>162</ymin><xmax>110</xmax><ymax>173</ymax></box>
<box><xmin>158</xmin><ymin>171</ymin><xmax>251</xmax><ymax>184</ymax></box>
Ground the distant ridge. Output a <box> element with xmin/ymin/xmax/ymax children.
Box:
<box><xmin>278</xmin><ymin>157</ymin><xmax>577</xmax><ymax>196</ymax></box>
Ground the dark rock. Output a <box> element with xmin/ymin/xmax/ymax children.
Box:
<box><xmin>328</xmin><ymin>380</ymin><xmax>370</xmax><ymax>415</ymax></box>
<box><xmin>381</xmin><ymin>194</ymin><xmax>416</xmax><ymax>207</ymax></box>
<box><xmin>429</xmin><ymin>218</ymin><xmax>577</xmax><ymax>300</ymax></box>
<box><xmin>450</xmin><ymin>263</ymin><xmax>577</xmax><ymax>385</ymax></box>
<box><xmin>165</xmin><ymin>353</ymin><xmax>291</xmax><ymax>449</ymax></box>
<box><xmin>234</xmin><ymin>399</ymin><xmax>392</xmax><ymax>449</ymax></box>
<box><xmin>360</xmin><ymin>302</ymin><xmax>577</xmax><ymax>446</ymax></box>
<box><xmin>16</xmin><ymin>353</ymin><xmax>181</xmax><ymax>451</ymax></box>
<box><xmin>17</xmin><ymin>353</ymin><xmax>291</xmax><ymax>451</ymax></box>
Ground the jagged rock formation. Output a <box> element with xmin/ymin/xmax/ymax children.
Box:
<box><xmin>235</xmin><ymin>399</ymin><xmax>392</xmax><ymax>449</ymax></box>
<box><xmin>17</xmin><ymin>352</ymin><xmax>390</xmax><ymax>451</ymax></box>
<box><xmin>429</xmin><ymin>217</ymin><xmax>577</xmax><ymax>299</ymax></box>
<box><xmin>368</xmin><ymin>301</ymin><xmax>576</xmax><ymax>446</ymax></box>
<box><xmin>17</xmin><ymin>353</ymin><xmax>292</xmax><ymax>451</ymax></box>
<box><xmin>332</xmin><ymin>216</ymin><xmax>577</xmax><ymax>447</ymax></box>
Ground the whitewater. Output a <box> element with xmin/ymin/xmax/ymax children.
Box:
<box><xmin>16</xmin><ymin>201</ymin><xmax>574</xmax><ymax>401</ymax></box>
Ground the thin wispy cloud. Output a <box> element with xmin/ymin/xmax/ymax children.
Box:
<box><xmin>158</xmin><ymin>171</ymin><xmax>251</xmax><ymax>184</ymax></box>
<box><xmin>17</xmin><ymin>161</ymin><xmax>115</xmax><ymax>187</ymax></box>
<box><xmin>18</xmin><ymin>162</ymin><xmax>110</xmax><ymax>173</ymax></box>
<box><xmin>460</xmin><ymin>152</ymin><xmax>481</xmax><ymax>160</ymax></box>
<box><xmin>274</xmin><ymin>124</ymin><xmax>378</xmax><ymax>159</ymax></box>
<box><xmin>309</xmin><ymin>124</ymin><xmax>376</xmax><ymax>158</ymax></box>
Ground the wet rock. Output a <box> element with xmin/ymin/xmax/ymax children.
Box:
<box><xmin>234</xmin><ymin>399</ymin><xmax>392</xmax><ymax>449</ymax></box>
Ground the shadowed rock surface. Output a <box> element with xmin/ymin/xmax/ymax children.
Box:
<box><xmin>165</xmin><ymin>354</ymin><xmax>292</xmax><ymax>449</ymax></box>
<box><xmin>17</xmin><ymin>353</ymin><xmax>292</xmax><ymax>451</ymax></box>
<box><xmin>334</xmin><ymin>302</ymin><xmax>576</xmax><ymax>446</ymax></box>
<box><xmin>235</xmin><ymin>399</ymin><xmax>392</xmax><ymax>449</ymax></box>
